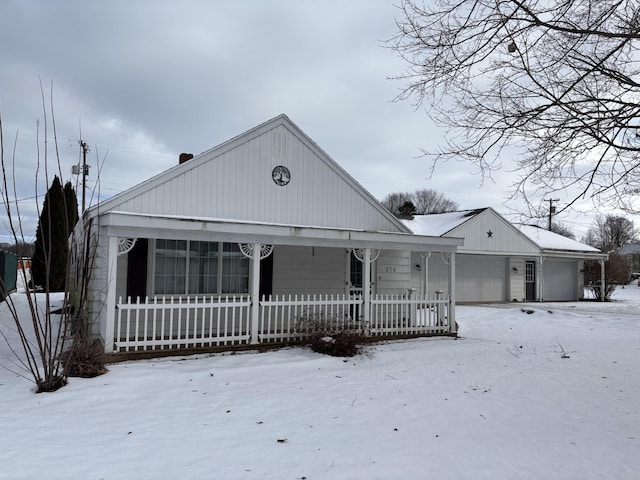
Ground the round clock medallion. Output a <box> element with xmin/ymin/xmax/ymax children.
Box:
<box><xmin>272</xmin><ymin>165</ymin><xmax>291</xmax><ymax>186</ymax></box>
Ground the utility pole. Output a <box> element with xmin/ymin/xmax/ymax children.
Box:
<box><xmin>545</xmin><ymin>198</ymin><xmax>559</xmax><ymax>230</ymax></box>
<box><xmin>73</xmin><ymin>141</ymin><xmax>90</xmax><ymax>213</ymax></box>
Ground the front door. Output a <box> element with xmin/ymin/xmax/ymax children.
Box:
<box><xmin>346</xmin><ymin>250</ymin><xmax>375</xmax><ymax>321</ymax></box>
<box><xmin>525</xmin><ymin>261</ymin><xmax>536</xmax><ymax>301</ymax></box>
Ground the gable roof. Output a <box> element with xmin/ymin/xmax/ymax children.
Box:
<box><xmin>516</xmin><ymin>225</ymin><xmax>601</xmax><ymax>253</ymax></box>
<box><xmin>88</xmin><ymin>114</ymin><xmax>410</xmax><ymax>234</ymax></box>
<box><xmin>402</xmin><ymin>208</ymin><xmax>605</xmax><ymax>258</ymax></box>
<box><xmin>400</xmin><ymin>208</ymin><xmax>488</xmax><ymax>236</ymax></box>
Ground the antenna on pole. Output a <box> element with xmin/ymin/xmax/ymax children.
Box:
<box><xmin>72</xmin><ymin>140</ymin><xmax>90</xmax><ymax>212</ymax></box>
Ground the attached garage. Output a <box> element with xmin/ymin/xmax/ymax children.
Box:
<box><xmin>541</xmin><ymin>259</ymin><xmax>577</xmax><ymax>301</ymax></box>
<box><xmin>456</xmin><ymin>254</ymin><xmax>507</xmax><ymax>302</ymax></box>
<box><xmin>403</xmin><ymin>208</ymin><xmax>608</xmax><ymax>303</ymax></box>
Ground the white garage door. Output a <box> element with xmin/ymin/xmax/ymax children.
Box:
<box><xmin>457</xmin><ymin>255</ymin><xmax>506</xmax><ymax>302</ymax></box>
<box><xmin>543</xmin><ymin>260</ymin><xmax>576</xmax><ymax>301</ymax></box>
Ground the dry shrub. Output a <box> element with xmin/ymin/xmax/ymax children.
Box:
<box><xmin>61</xmin><ymin>339</ymin><xmax>108</xmax><ymax>378</ymax></box>
<box><xmin>296</xmin><ymin>311</ymin><xmax>363</xmax><ymax>357</ymax></box>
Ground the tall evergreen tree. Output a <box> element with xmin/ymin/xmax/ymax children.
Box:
<box><xmin>31</xmin><ymin>176</ymin><xmax>78</xmax><ymax>291</ymax></box>
<box><xmin>63</xmin><ymin>180</ymin><xmax>79</xmax><ymax>231</ymax></box>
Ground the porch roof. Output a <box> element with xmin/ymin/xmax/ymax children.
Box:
<box><xmin>100</xmin><ymin>211</ymin><xmax>463</xmax><ymax>252</ymax></box>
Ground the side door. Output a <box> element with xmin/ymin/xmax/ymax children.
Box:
<box><xmin>525</xmin><ymin>260</ymin><xmax>536</xmax><ymax>301</ymax></box>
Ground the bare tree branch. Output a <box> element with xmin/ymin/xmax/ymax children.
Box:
<box><xmin>390</xmin><ymin>0</ymin><xmax>640</xmax><ymax>214</ymax></box>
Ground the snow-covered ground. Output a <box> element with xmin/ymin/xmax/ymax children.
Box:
<box><xmin>1</xmin><ymin>282</ymin><xmax>639</xmax><ymax>480</ymax></box>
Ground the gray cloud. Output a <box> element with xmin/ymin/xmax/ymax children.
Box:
<box><xmin>0</xmin><ymin>0</ymin><xmax>592</xmax><ymax>243</ymax></box>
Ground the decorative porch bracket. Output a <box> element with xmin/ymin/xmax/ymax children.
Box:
<box><xmin>117</xmin><ymin>238</ymin><xmax>137</xmax><ymax>256</ymax></box>
<box><xmin>238</xmin><ymin>243</ymin><xmax>274</xmax><ymax>260</ymax></box>
<box><xmin>352</xmin><ymin>248</ymin><xmax>380</xmax><ymax>263</ymax></box>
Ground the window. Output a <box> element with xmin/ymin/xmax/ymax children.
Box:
<box><xmin>154</xmin><ymin>240</ymin><xmax>249</xmax><ymax>295</ymax></box>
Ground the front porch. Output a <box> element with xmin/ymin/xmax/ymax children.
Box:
<box><xmin>114</xmin><ymin>291</ymin><xmax>452</xmax><ymax>353</ymax></box>
<box><xmin>87</xmin><ymin>212</ymin><xmax>463</xmax><ymax>354</ymax></box>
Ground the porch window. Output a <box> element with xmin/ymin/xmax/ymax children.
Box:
<box><xmin>154</xmin><ymin>240</ymin><xmax>249</xmax><ymax>295</ymax></box>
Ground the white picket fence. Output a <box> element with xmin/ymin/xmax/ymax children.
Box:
<box><xmin>114</xmin><ymin>292</ymin><xmax>451</xmax><ymax>353</ymax></box>
<box><xmin>115</xmin><ymin>295</ymin><xmax>251</xmax><ymax>352</ymax></box>
<box><xmin>259</xmin><ymin>294</ymin><xmax>363</xmax><ymax>343</ymax></box>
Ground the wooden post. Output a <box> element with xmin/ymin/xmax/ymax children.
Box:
<box><xmin>250</xmin><ymin>243</ymin><xmax>261</xmax><ymax>344</ymax></box>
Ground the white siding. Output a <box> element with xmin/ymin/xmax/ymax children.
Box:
<box><xmin>448</xmin><ymin>209</ymin><xmax>538</xmax><ymax>254</ymax></box>
<box><xmin>509</xmin><ymin>258</ymin><xmax>526</xmax><ymax>302</ymax></box>
<box><xmin>376</xmin><ymin>250</ymin><xmax>411</xmax><ymax>294</ymax></box>
<box><xmin>272</xmin><ymin>246</ymin><xmax>346</xmax><ymax>295</ymax></box>
<box><xmin>109</xmin><ymin>120</ymin><xmax>403</xmax><ymax>233</ymax></box>
<box><xmin>87</xmin><ymin>225</ymin><xmax>110</xmax><ymax>339</ymax></box>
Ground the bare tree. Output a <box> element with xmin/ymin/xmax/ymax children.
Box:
<box><xmin>413</xmin><ymin>188</ymin><xmax>459</xmax><ymax>214</ymax></box>
<box><xmin>381</xmin><ymin>191</ymin><xmax>413</xmax><ymax>215</ymax></box>
<box><xmin>390</xmin><ymin>0</ymin><xmax>640</xmax><ymax>215</ymax></box>
<box><xmin>382</xmin><ymin>188</ymin><xmax>458</xmax><ymax>216</ymax></box>
<box><xmin>0</xmin><ymin>83</ymin><xmax>102</xmax><ymax>392</ymax></box>
<box><xmin>549</xmin><ymin>221</ymin><xmax>575</xmax><ymax>239</ymax></box>
<box><xmin>582</xmin><ymin>214</ymin><xmax>637</xmax><ymax>251</ymax></box>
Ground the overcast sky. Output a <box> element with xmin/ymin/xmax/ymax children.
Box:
<box><xmin>0</xmin><ymin>0</ymin><xmax>600</xmax><ymax>244</ymax></box>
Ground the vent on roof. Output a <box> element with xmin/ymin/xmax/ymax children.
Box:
<box><xmin>179</xmin><ymin>153</ymin><xmax>194</xmax><ymax>164</ymax></box>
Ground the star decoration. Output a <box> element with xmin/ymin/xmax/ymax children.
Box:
<box><xmin>487</xmin><ymin>230</ymin><xmax>493</xmax><ymax>238</ymax></box>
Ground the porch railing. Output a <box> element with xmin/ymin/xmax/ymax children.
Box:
<box><xmin>115</xmin><ymin>295</ymin><xmax>251</xmax><ymax>352</ymax></box>
<box><xmin>259</xmin><ymin>294</ymin><xmax>363</xmax><ymax>343</ymax></box>
<box><xmin>114</xmin><ymin>292</ymin><xmax>451</xmax><ymax>353</ymax></box>
<box><xmin>370</xmin><ymin>293</ymin><xmax>450</xmax><ymax>336</ymax></box>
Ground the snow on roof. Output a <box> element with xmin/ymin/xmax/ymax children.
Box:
<box><xmin>516</xmin><ymin>224</ymin><xmax>600</xmax><ymax>252</ymax></box>
<box><xmin>402</xmin><ymin>208</ymin><xmax>601</xmax><ymax>254</ymax></box>
<box><xmin>400</xmin><ymin>209</ymin><xmax>482</xmax><ymax>236</ymax></box>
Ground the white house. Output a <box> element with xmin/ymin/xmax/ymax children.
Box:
<box><xmin>402</xmin><ymin>208</ymin><xmax>607</xmax><ymax>302</ymax></box>
<box><xmin>71</xmin><ymin>115</ymin><xmax>463</xmax><ymax>354</ymax></box>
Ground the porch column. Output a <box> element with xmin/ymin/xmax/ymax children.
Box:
<box><xmin>448</xmin><ymin>252</ymin><xmax>456</xmax><ymax>333</ymax></box>
<box><xmin>421</xmin><ymin>252</ymin><xmax>431</xmax><ymax>296</ymax></box>
<box><xmin>102</xmin><ymin>235</ymin><xmax>118</xmax><ymax>353</ymax></box>
<box><xmin>600</xmin><ymin>259</ymin><xmax>606</xmax><ymax>302</ymax></box>
<box><xmin>250</xmin><ymin>242</ymin><xmax>261</xmax><ymax>344</ymax></box>
<box><xmin>362</xmin><ymin>248</ymin><xmax>371</xmax><ymax>330</ymax></box>
<box><xmin>537</xmin><ymin>257</ymin><xmax>544</xmax><ymax>301</ymax></box>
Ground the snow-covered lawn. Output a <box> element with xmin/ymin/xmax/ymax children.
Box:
<box><xmin>1</xmin><ymin>285</ymin><xmax>639</xmax><ymax>479</ymax></box>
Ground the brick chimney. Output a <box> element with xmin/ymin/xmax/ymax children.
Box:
<box><xmin>179</xmin><ymin>153</ymin><xmax>194</xmax><ymax>164</ymax></box>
